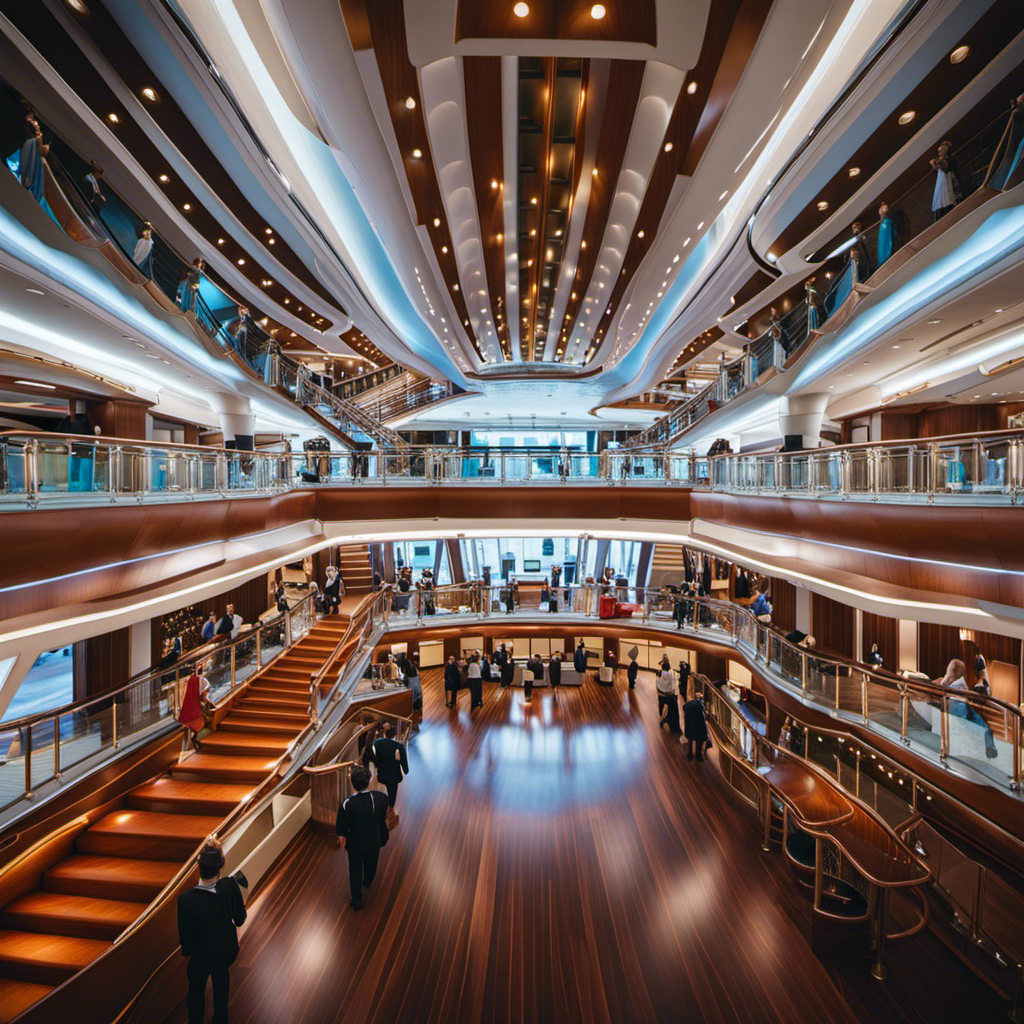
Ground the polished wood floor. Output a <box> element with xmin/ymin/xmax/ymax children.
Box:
<box><xmin>194</xmin><ymin>670</ymin><xmax>1006</xmax><ymax>1024</ymax></box>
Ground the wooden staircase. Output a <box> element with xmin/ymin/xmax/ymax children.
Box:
<box><xmin>648</xmin><ymin>543</ymin><xmax>686</xmax><ymax>588</ymax></box>
<box><xmin>336</xmin><ymin>543</ymin><xmax>373</xmax><ymax>595</ymax></box>
<box><xmin>0</xmin><ymin>615</ymin><xmax>350</xmax><ymax>1020</ymax></box>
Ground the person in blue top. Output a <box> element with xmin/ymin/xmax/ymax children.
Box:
<box><xmin>876</xmin><ymin>202</ymin><xmax>896</xmax><ymax>267</ymax></box>
<box><xmin>201</xmin><ymin>612</ymin><xmax>217</xmax><ymax>642</ymax></box>
<box><xmin>751</xmin><ymin>590</ymin><xmax>772</xmax><ymax>618</ymax></box>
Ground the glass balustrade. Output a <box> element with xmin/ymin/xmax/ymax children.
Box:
<box><xmin>0</xmin><ymin>593</ymin><xmax>316</xmax><ymax>817</ymax></box>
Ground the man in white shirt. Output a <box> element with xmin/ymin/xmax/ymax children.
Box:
<box><xmin>227</xmin><ymin>603</ymin><xmax>242</xmax><ymax>638</ymax></box>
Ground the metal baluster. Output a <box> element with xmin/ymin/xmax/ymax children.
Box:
<box><xmin>53</xmin><ymin>717</ymin><xmax>61</xmax><ymax>781</ymax></box>
<box><xmin>112</xmin><ymin>700</ymin><xmax>118</xmax><ymax>748</ymax></box>
<box><xmin>230</xmin><ymin>646</ymin><xmax>236</xmax><ymax>689</ymax></box>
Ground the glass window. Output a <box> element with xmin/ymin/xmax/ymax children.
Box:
<box><xmin>2</xmin><ymin>645</ymin><xmax>75</xmax><ymax>722</ymax></box>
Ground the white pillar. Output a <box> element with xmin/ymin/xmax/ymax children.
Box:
<box><xmin>207</xmin><ymin>392</ymin><xmax>255</xmax><ymax>451</ymax></box>
<box><xmin>129</xmin><ymin>619</ymin><xmax>151</xmax><ymax>677</ymax></box>
<box><xmin>898</xmin><ymin>619</ymin><xmax>918</xmax><ymax>673</ymax></box>
<box><xmin>795</xmin><ymin>586</ymin><xmax>812</xmax><ymax>634</ymax></box>
<box><xmin>779</xmin><ymin>393</ymin><xmax>830</xmax><ymax>450</ymax></box>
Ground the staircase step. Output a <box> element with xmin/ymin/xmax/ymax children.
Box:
<box><xmin>171</xmin><ymin>753</ymin><xmax>280</xmax><ymax>784</ymax></box>
<box><xmin>128</xmin><ymin>779</ymin><xmax>254</xmax><ymax>815</ymax></box>
<box><xmin>0</xmin><ymin>930</ymin><xmax>109</xmax><ymax>986</ymax></box>
<box><xmin>199</xmin><ymin>731</ymin><xmax>293</xmax><ymax>757</ymax></box>
<box><xmin>75</xmin><ymin>810</ymin><xmax>221</xmax><ymax>860</ymax></box>
<box><xmin>228</xmin><ymin>708</ymin><xmax>308</xmax><ymax>726</ymax></box>
<box><xmin>0</xmin><ymin>891</ymin><xmax>147</xmax><ymax>941</ymax></box>
<box><xmin>0</xmin><ymin>978</ymin><xmax>54</xmax><ymax>1019</ymax></box>
<box><xmin>241</xmin><ymin>695</ymin><xmax>310</xmax><ymax>712</ymax></box>
<box><xmin>219</xmin><ymin>718</ymin><xmax>304</xmax><ymax>737</ymax></box>
<box><xmin>43</xmin><ymin>855</ymin><xmax>180</xmax><ymax>902</ymax></box>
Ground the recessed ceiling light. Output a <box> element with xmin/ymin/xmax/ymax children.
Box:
<box><xmin>15</xmin><ymin>379</ymin><xmax>55</xmax><ymax>388</ymax></box>
<box><xmin>26</xmin><ymin>287</ymin><xmax>44</xmax><ymax>295</ymax></box>
<box><xmin>766</xmin><ymin>251</ymin><xmax>777</xmax><ymax>263</ymax></box>
<box><xmin>892</xmin><ymin>344</ymin><xmax>900</xmax><ymax>349</ymax></box>
<box><xmin>217</xmin><ymin>238</ymin><xmax>225</xmax><ymax>245</ymax></box>
<box><xmin>237</xmin><ymin>258</ymin><xmax>245</xmax><ymax>265</ymax></box>
<box><xmin>898</xmin><ymin>110</ymin><xmax>916</xmax><ymax>126</ymax></box>
<box><xmin>817</xmin><ymin>200</ymin><xmax>829</xmax><ymax>211</ymax></box>
<box><xmin>949</xmin><ymin>44</ymin><xmax>970</xmax><ymax>64</ymax></box>
<box><xmin>182</xmin><ymin>203</ymin><xmax>191</xmax><ymax>211</ymax></box>
<box><xmin>158</xmin><ymin>174</ymin><xmax>169</xmax><ymax>183</ymax></box>
<box><xmin>696</xmin><ymin>221</ymin><xmax>704</xmax><ymax>230</ymax></box>
<box><xmin>530</xmin><ymin>197</ymin><xmax>537</xmax><ymax>205</ymax></box>
<box><xmin>491</xmin><ymin>179</ymin><xmax>499</xmax><ymax>189</ymax></box>
<box><xmin>848</xmin><ymin>166</ymin><xmax>861</xmax><ymax>178</ymax></box>
<box><xmin>412</xmin><ymin>148</ymin><xmax>422</xmax><ymax>159</ymax></box>
<box><xmin>107</xmin><ymin>112</ymin><xmax>119</xmax><ymax>123</ymax></box>
<box><xmin>405</xmin><ymin>96</ymin><xmax>416</xmax><ymax>110</ymax></box>
<box><xmin>141</xmin><ymin>87</ymin><xmax>159</xmax><ymax>103</ymax></box>
<box><xmin>637</xmin><ymin>230</ymin><xmax>644</xmax><ymax>238</ymax></box>
<box><xmin>995</xmin><ymin>308</ymin><xmax>1005</xmax><ymax>313</ymax></box>
<box><xmin>433</xmin><ymin>217</ymin><xmax>441</xmax><ymax>227</ymax></box>
<box><xmin>581</xmin><ymin>240</ymin><xmax>587</xmax><ymax>249</ymax></box>
<box><xmin>513</xmin><ymin>1</ymin><xmax>529</xmax><ymax>16</ymax></box>
<box><xmin>590</xmin><ymin>3</ymin><xmax>606</xmax><ymax>18</ymax></box>
<box><xmin>64</xmin><ymin>0</ymin><xmax>89</xmax><ymax>13</ymax></box>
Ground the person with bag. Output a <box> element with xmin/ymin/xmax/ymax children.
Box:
<box><xmin>178</xmin><ymin>664</ymin><xmax>213</xmax><ymax>751</ymax></box>
<box><xmin>176</xmin><ymin>839</ymin><xmax>247</xmax><ymax>1024</ymax></box>
<box><xmin>368</xmin><ymin>722</ymin><xmax>409</xmax><ymax>823</ymax></box>
<box><xmin>336</xmin><ymin>765</ymin><xmax>390</xmax><ymax>911</ymax></box>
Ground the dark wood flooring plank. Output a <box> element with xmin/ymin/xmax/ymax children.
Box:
<box><xmin>201</xmin><ymin>669</ymin><xmax>1005</xmax><ymax>1024</ymax></box>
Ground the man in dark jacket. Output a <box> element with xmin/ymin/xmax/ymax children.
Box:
<box><xmin>500</xmin><ymin>653</ymin><xmax>515</xmax><ymax>687</ymax></box>
<box><xmin>573</xmin><ymin>641</ymin><xmax>587</xmax><ymax>675</ymax></box>
<box><xmin>368</xmin><ymin>722</ymin><xmax>409</xmax><ymax>819</ymax></box>
<box><xmin>177</xmin><ymin>840</ymin><xmax>247</xmax><ymax>1024</ymax></box>
<box><xmin>444</xmin><ymin>655</ymin><xmax>461</xmax><ymax>708</ymax></box>
<box><xmin>627</xmin><ymin>656</ymin><xmax>639</xmax><ymax>690</ymax></box>
<box><xmin>683</xmin><ymin>695</ymin><xmax>711</xmax><ymax>762</ymax></box>
<box><xmin>548</xmin><ymin>652</ymin><xmax>562</xmax><ymax>688</ymax></box>
<box><xmin>336</xmin><ymin>764</ymin><xmax>390</xmax><ymax>910</ymax></box>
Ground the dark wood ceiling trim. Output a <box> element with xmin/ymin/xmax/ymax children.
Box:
<box><xmin>556</xmin><ymin>58</ymin><xmax>645</xmax><ymax>360</ymax></box>
<box><xmin>360</xmin><ymin>0</ymin><xmax>482</xmax><ymax>360</ymax></box>
<box><xmin>337</xmin><ymin>0</ymin><xmax>373</xmax><ymax>51</ymax></box>
<box><xmin>2</xmin><ymin>0</ymin><xmax>342</xmax><ymax>331</ymax></box>
<box><xmin>456</xmin><ymin>0</ymin><xmax>656</xmax><ymax>47</ymax></box>
<box><xmin>590</xmin><ymin>0</ymin><xmax>774</xmax><ymax>359</ymax></box>
<box><xmin>522</xmin><ymin>58</ymin><xmax>558</xmax><ymax>360</ymax></box>
<box><xmin>767</xmin><ymin>0</ymin><xmax>1024</xmax><ymax>260</ymax></box>
<box><xmin>463</xmin><ymin>56</ymin><xmax>510</xmax><ymax>361</ymax></box>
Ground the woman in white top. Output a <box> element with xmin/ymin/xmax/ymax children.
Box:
<box><xmin>935</xmin><ymin>657</ymin><xmax>998</xmax><ymax>757</ymax></box>
<box><xmin>133</xmin><ymin>224</ymin><xmax>154</xmax><ymax>279</ymax></box>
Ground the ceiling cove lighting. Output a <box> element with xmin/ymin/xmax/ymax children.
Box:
<box><xmin>15</xmin><ymin>380</ymin><xmax>55</xmax><ymax>389</ymax></box>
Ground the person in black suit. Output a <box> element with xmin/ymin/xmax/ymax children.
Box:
<box><xmin>480</xmin><ymin>653</ymin><xmax>493</xmax><ymax>683</ymax></box>
<box><xmin>500</xmin><ymin>653</ymin><xmax>515</xmax><ymax>688</ymax></box>
<box><xmin>369</xmin><ymin>722</ymin><xmax>409</xmax><ymax>818</ymax></box>
<box><xmin>573</xmin><ymin>641</ymin><xmax>587</xmax><ymax>675</ymax></box>
<box><xmin>444</xmin><ymin>655</ymin><xmax>461</xmax><ymax>708</ymax></box>
<box><xmin>678</xmin><ymin>660</ymin><xmax>691</xmax><ymax>698</ymax></box>
<box><xmin>494</xmin><ymin>643</ymin><xmax>507</xmax><ymax>669</ymax></box>
<box><xmin>335</xmin><ymin>764</ymin><xmax>389</xmax><ymax>910</ymax></box>
<box><xmin>548</xmin><ymin>652</ymin><xmax>562</xmax><ymax>688</ymax></box>
<box><xmin>177</xmin><ymin>839</ymin><xmax>247</xmax><ymax>1024</ymax></box>
<box><xmin>683</xmin><ymin>694</ymin><xmax>710</xmax><ymax>761</ymax></box>
<box><xmin>627</xmin><ymin>656</ymin><xmax>639</xmax><ymax>690</ymax></box>
<box><xmin>525</xmin><ymin>654</ymin><xmax>544</xmax><ymax>704</ymax></box>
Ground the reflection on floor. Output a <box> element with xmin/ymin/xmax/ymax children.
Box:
<box><xmin>202</xmin><ymin>669</ymin><xmax>1005</xmax><ymax>1024</ymax></box>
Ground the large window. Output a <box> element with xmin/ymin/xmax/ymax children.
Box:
<box><xmin>465</xmin><ymin>537</ymin><xmax>641</xmax><ymax>584</ymax></box>
<box><xmin>2</xmin><ymin>645</ymin><xmax>75</xmax><ymax>722</ymax></box>
<box><xmin>393</xmin><ymin>540</ymin><xmax>451</xmax><ymax>585</ymax></box>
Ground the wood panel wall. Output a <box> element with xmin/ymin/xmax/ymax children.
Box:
<box><xmin>74</xmin><ymin>627</ymin><xmax>130</xmax><ymax>700</ymax></box>
<box><xmin>861</xmin><ymin>610</ymin><xmax>899</xmax><ymax>668</ymax></box>
<box><xmin>769</xmin><ymin>577</ymin><xmax>796</xmax><ymax>633</ymax></box>
<box><xmin>83</xmin><ymin>399</ymin><xmax>149</xmax><ymax>440</ymax></box>
<box><xmin>811</xmin><ymin>592</ymin><xmax>855</xmax><ymax>659</ymax></box>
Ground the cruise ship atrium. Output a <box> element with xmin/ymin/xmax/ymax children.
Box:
<box><xmin>0</xmin><ymin>0</ymin><xmax>1022</xmax><ymax>1021</ymax></box>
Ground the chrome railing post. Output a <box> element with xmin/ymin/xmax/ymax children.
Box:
<box><xmin>256</xmin><ymin>628</ymin><xmax>262</xmax><ymax>669</ymax></box>
<box><xmin>53</xmin><ymin>716</ymin><xmax>60</xmax><ymax>781</ymax></box>
<box><xmin>940</xmin><ymin>696</ymin><xmax>950</xmax><ymax>762</ymax></box>
<box><xmin>26</xmin><ymin>439</ymin><xmax>38</xmax><ymax>505</ymax></box>
<box><xmin>285</xmin><ymin>607</ymin><xmax>293</xmax><ymax>649</ymax></box>
<box><xmin>927</xmin><ymin>442</ymin><xmax>937</xmax><ymax>504</ymax></box>
<box><xmin>24</xmin><ymin>728</ymin><xmax>32</xmax><ymax>799</ymax></box>
<box><xmin>861</xmin><ymin>671</ymin><xmax>869</xmax><ymax>722</ymax></box>
<box><xmin>112</xmin><ymin>700</ymin><xmax>118</xmax><ymax>748</ymax></box>
<box><xmin>230</xmin><ymin>646</ymin><xmax>236</xmax><ymax>689</ymax></box>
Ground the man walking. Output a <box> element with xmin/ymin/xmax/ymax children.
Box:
<box><xmin>548</xmin><ymin>651</ymin><xmax>562</xmax><ymax>689</ymax></box>
<box><xmin>369</xmin><ymin>722</ymin><xmax>409</xmax><ymax>822</ymax></box>
<box><xmin>573</xmin><ymin>640</ymin><xmax>587</xmax><ymax>678</ymax></box>
<box><xmin>335</xmin><ymin>765</ymin><xmax>389</xmax><ymax>911</ymax></box>
<box><xmin>176</xmin><ymin>840</ymin><xmax>247</xmax><ymax>1024</ymax></box>
<box><xmin>467</xmin><ymin>652</ymin><xmax>484</xmax><ymax>708</ymax></box>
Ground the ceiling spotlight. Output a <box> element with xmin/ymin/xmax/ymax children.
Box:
<box><xmin>949</xmin><ymin>44</ymin><xmax>970</xmax><ymax>64</ymax></box>
<box><xmin>237</xmin><ymin>258</ymin><xmax>245</xmax><ymax>265</ymax></box>
<box><xmin>64</xmin><ymin>0</ymin><xmax>90</xmax><ymax>13</ymax></box>
<box><xmin>412</xmin><ymin>148</ymin><xmax>423</xmax><ymax>159</ymax></box>
<box><xmin>158</xmin><ymin>174</ymin><xmax>169</xmax><ymax>183</ymax></box>
<box><xmin>433</xmin><ymin>217</ymin><xmax>441</xmax><ymax>227</ymax></box>
<box><xmin>766</xmin><ymin>252</ymin><xmax>777</xmax><ymax>263</ymax></box>
<box><xmin>107</xmin><ymin>112</ymin><xmax>120</xmax><ymax>123</ymax></box>
<box><xmin>816</xmin><ymin>200</ymin><xmax>829</xmax><ymax>211</ymax></box>
<box><xmin>687</xmin><ymin>81</ymin><xmax>697</xmax><ymax>95</ymax></box>
<box><xmin>531</xmin><ymin>196</ymin><xmax>537</xmax><ymax>205</ymax></box>
<box><xmin>182</xmin><ymin>203</ymin><xmax>191</xmax><ymax>211</ymax></box>
<box><xmin>555</xmin><ymin>228</ymin><xmax>562</xmax><ymax>237</ymax></box>
<box><xmin>719</xmin><ymin>190</ymin><xmax>728</xmax><ymax>200</ymax></box>
<box><xmin>592</xmin><ymin>166</ymin><xmax>598</xmax><ymax>176</ymax></box>
<box><xmin>664</xmin><ymin>142</ymin><xmax>673</xmax><ymax>152</ymax></box>
<box><xmin>898</xmin><ymin>110</ymin><xmax>916</xmax><ymax>126</ymax></box>
<box><xmin>590</xmin><ymin>3</ymin><xmax>606</xmax><ymax>18</ymax></box>
<box><xmin>637</xmin><ymin>230</ymin><xmax>644</xmax><ymax>238</ymax></box>
<box><xmin>513</xmin><ymin>1</ymin><xmax>529</xmax><ymax>16</ymax></box>
<box><xmin>405</xmin><ymin>96</ymin><xmax>416</xmax><ymax>110</ymax></box>
<box><xmin>581</xmin><ymin>240</ymin><xmax>587</xmax><ymax>249</ymax></box>
<box><xmin>140</xmin><ymin>87</ymin><xmax>159</xmax><ymax>103</ymax></box>
<box><xmin>217</xmin><ymin>238</ymin><xmax>225</xmax><ymax>245</ymax></box>
<box><xmin>491</xmin><ymin>179</ymin><xmax>499</xmax><ymax>189</ymax></box>
<box><xmin>530</xmin><ymin>228</ymin><xmax>536</xmax><ymax>236</ymax></box>
<box><xmin>848</xmin><ymin>166</ymin><xmax>861</xmax><ymax>178</ymax></box>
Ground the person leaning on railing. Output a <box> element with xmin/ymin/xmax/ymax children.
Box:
<box><xmin>935</xmin><ymin>658</ymin><xmax>998</xmax><ymax>758</ymax></box>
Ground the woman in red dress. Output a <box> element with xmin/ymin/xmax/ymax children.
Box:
<box><xmin>178</xmin><ymin>664</ymin><xmax>212</xmax><ymax>751</ymax></box>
